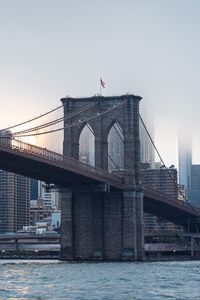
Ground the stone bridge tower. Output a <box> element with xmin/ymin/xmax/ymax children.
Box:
<box><xmin>60</xmin><ymin>94</ymin><xmax>144</xmax><ymax>261</ymax></box>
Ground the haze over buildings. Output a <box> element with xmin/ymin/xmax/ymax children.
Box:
<box><xmin>178</xmin><ymin>132</ymin><xmax>200</xmax><ymax>208</ymax></box>
<box><xmin>178</xmin><ymin>133</ymin><xmax>192</xmax><ymax>197</ymax></box>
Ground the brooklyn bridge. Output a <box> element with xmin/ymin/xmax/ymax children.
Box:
<box><xmin>0</xmin><ymin>94</ymin><xmax>200</xmax><ymax>261</ymax></box>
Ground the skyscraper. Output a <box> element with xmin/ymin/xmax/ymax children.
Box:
<box><xmin>188</xmin><ymin>165</ymin><xmax>200</xmax><ymax>208</ymax></box>
<box><xmin>178</xmin><ymin>133</ymin><xmax>192</xmax><ymax>198</ymax></box>
<box><xmin>0</xmin><ymin>130</ymin><xmax>31</xmax><ymax>232</ymax></box>
<box><xmin>15</xmin><ymin>174</ymin><xmax>31</xmax><ymax>230</ymax></box>
<box><xmin>142</xmin><ymin>165</ymin><xmax>180</xmax><ymax>233</ymax></box>
<box><xmin>0</xmin><ymin>170</ymin><xmax>30</xmax><ymax>233</ymax></box>
<box><xmin>142</xmin><ymin>165</ymin><xmax>178</xmax><ymax>198</ymax></box>
<box><xmin>0</xmin><ymin>170</ymin><xmax>15</xmax><ymax>233</ymax></box>
<box><xmin>31</xmin><ymin>178</ymin><xmax>39</xmax><ymax>200</ymax></box>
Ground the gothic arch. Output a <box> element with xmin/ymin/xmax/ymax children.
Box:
<box><xmin>76</xmin><ymin>122</ymin><xmax>95</xmax><ymax>142</ymax></box>
<box><xmin>104</xmin><ymin>119</ymin><xmax>124</xmax><ymax>141</ymax></box>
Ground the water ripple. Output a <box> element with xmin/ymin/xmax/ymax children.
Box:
<box><xmin>0</xmin><ymin>260</ymin><xmax>200</xmax><ymax>299</ymax></box>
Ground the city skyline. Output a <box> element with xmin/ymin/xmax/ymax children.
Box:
<box><xmin>1</xmin><ymin>1</ymin><xmax>200</xmax><ymax>167</ymax></box>
<box><xmin>0</xmin><ymin>2</ymin><xmax>200</xmax><ymax>298</ymax></box>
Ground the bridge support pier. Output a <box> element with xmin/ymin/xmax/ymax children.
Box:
<box><xmin>60</xmin><ymin>188</ymin><xmax>73</xmax><ymax>260</ymax></box>
<box><xmin>122</xmin><ymin>190</ymin><xmax>144</xmax><ymax>260</ymax></box>
<box><xmin>60</xmin><ymin>186</ymin><xmax>145</xmax><ymax>261</ymax></box>
<box><xmin>136</xmin><ymin>190</ymin><xmax>145</xmax><ymax>260</ymax></box>
<box><xmin>122</xmin><ymin>191</ymin><xmax>137</xmax><ymax>260</ymax></box>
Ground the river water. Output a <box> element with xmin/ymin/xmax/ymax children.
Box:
<box><xmin>0</xmin><ymin>260</ymin><xmax>200</xmax><ymax>299</ymax></box>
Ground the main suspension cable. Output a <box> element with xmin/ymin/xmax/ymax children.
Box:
<box><xmin>1</xmin><ymin>105</ymin><xmax>63</xmax><ymax>132</ymax></box>
<box><xmin>11</xmin><ymin>101</ymin><xmax>127</xmax><ymax>138</ymax></box>
<box><xmin>12</xmin><ymin>102</ymin><xmax>97</xmax><ymax>136</ymax></box>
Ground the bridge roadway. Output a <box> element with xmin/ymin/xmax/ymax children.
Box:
<box><xmin>0</xmin><ymin>138</ymin><xmax>200</xmax><ymax>228</ymax></box>
<box><xmin>0</xmin><ymin>138</ymin><xmax>124</xmax><ymax>189</ymax></box>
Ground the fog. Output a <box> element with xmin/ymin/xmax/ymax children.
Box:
<box><xmin>0</xmin><ymin>0</ymin><xmax>200</xmax><ymax>167</ymax></box>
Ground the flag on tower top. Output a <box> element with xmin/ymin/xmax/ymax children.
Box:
<box><xmin>100</xmin><ymin>78</ymin><xmax>105</xmax><ymax>88</ymax></box>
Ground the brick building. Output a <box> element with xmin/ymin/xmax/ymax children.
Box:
<box><xmin>141</xmin><ymin>165</ymin><xmax>181</xmax><ymax>234</ymax></box>
<box><xmin>141</xmin><ymin>164</ymin><xmax>178</xmax><ymax>198</ymax></box>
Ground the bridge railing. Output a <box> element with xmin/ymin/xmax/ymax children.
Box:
<box><xmin>0</xmin><ymin>137</ymin><xmax>123</xmax><ymax>185</ymax></box>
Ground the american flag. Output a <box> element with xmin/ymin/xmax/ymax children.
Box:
<box><xmin>100</xmin><ymin>78</ymin><xmax>105</xmax><ymax>88</ymax></box>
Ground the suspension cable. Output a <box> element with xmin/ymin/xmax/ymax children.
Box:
<box><xmin>115</xmin><ymin>122</ymin><xmax>123</xmax><ymax>135</ymax></box>
<box><xmin>11</xmin><ymin>101</ymin><xmax>126</xmax><ymax>173</ymax></box>
<box><xmin>10</xmin><ymin>101</ymin><xmax>127</xmax><ymax>138</ymax></box>
<box><xmin>113</xmin><ymin>124</ymin><xmax>124</xmax><ymax>143</ymax></box>
<box><xmin>86</xmin><ymin>123</ymin><xmax>94</xmax><ymax>135</ymax></box>
<box><xmin>108</xmin><ymin>154</ymin><xmax>123</xmax><ymax>172</ymax></box>
<box><xmin>1</xmin><ymin>105</ymin><xmax>63</xmax><ymax>132</ymax></box>
<box><xmin>111</xmin><ymin>124</ymin><xmax>124</xmax><ymax>171</ymax></box>
<box><xmin>139</xmin><ymin>114</ymin><xmax>190</xmax><ymax>205</ymax></box>
<box><xmin>12</xmin><ymin>102</ymin><xmax>97</xmax><ymax>136</ymax></box>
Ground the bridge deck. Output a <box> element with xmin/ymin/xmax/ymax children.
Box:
<box><xmin>0</xmin><ymin>138</ymin><xmax>124</xmax><ymax>189</ymax></box>
<box><xmin>0</xmin><ymin>138</ymin><xmax>200</xmax><ymax>225</ymax></box>
<box><xmin>144</xmin><ymin>188</ymin><xmax>200</xmax><ymax>226</ymax></box>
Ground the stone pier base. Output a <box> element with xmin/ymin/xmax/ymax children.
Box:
<box><xmin>60</xmin><ymin>187</ymin><xmax>145</xmax><ymax>261</ymax></box>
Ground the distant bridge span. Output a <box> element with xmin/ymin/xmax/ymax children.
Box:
<box><xmin>144</xmin><ymin>188</ymin><xmax>200</xmax><ymax>228</ymax></box>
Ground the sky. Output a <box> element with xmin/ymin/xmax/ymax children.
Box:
<box><xmin>1</xmin><ymin>0</ymin><xmax>200</xmax><ymax>167</ymax></box>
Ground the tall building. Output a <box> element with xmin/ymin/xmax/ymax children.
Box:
<box><xmin>31</xmin><ymin>179</ymin><xmax>61</xmax><ymax>210</ymax></box>
<box><xmin>15</xmin><ymin>174</ymin><xmax>31</xmax><ymax>230</ymax></box>
<box><xmin>0</xmin><ymin>170</ymin><xmax>31</xmax><ymax>233</ymax></box>
<box><xmin>141</xmin><ymin>165</ymin><xmax>178</xmax><ymax>198</ymax></box>
<box><xmin>142</xmin><ymin>165</ymin><xmax>180</xmax><ymax>234</ymax></box>
<box><xmin>41</xmin><ymin>183</ymin><xmax>60</xmax><ymax>209</ymax></box>
<box><xmin>178</xmin><ymin>133</ymin><xmax>192</xmax><ymax>198</ymax></box>
<box><xmin>0</xmin><ymin>130</ymin><xmax>31</xmax><ymax>232</ymax></box>
<box><xmin>31</xmin><ymin>178</ymin><xmax>39</xmax><ymax>200</ymax></box>
<box><xmin>188</xmin><ymin>165</ymin><xmax>200</xmax><ymax>208</ymax></box>
<box><xmin>0</xmin><ymin>171</ymin><xmax>15</xmax><ymax>233</ymax></box>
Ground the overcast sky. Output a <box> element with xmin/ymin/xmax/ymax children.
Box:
<box><xmin>0</xmin><ymin>0</ymin><xmax>200</xmax><ymax>166</ymax></box>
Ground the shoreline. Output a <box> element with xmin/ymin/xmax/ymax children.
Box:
<box><xmin>0</xmin><ymin>254</ymin><xmax>200</xmax><ymax>262</ymax></box>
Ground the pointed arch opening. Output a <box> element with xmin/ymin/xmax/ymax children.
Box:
<box><xmin>79</xmin><ymin>124</ymin><xmax>95</xmax><ymax>166</ymax></box>
<box><xmin>108</xmin><ymin>122</ymin><xmax>124</xmax><ymax>172</ymax></box>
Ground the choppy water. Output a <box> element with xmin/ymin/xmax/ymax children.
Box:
<box><xmin>0</xmin><ymin>260</ymin><xmax>200</xmax><ymax>299</ymax></box>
